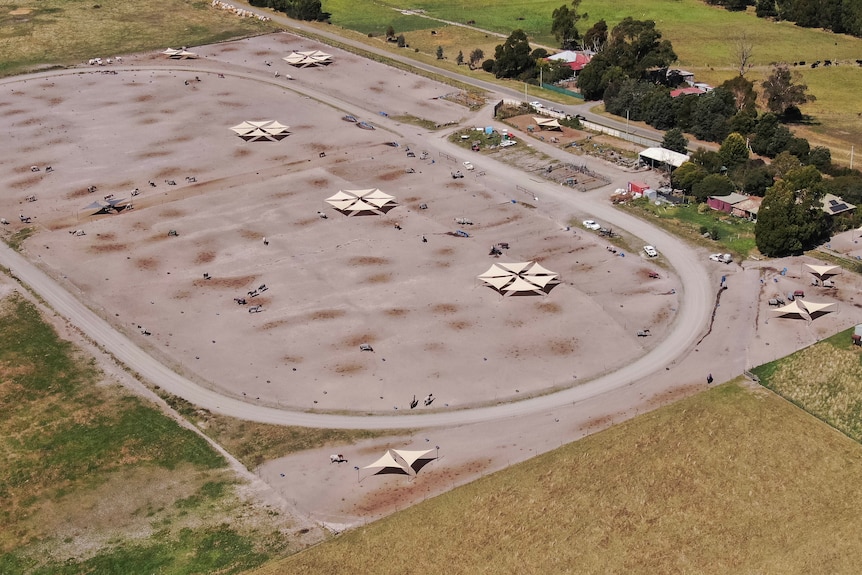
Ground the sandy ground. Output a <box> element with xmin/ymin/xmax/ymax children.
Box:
<box><xmin>3</xmin><ymin>32</ymin><xmax>862</xmax><ymax>531</ymax></box>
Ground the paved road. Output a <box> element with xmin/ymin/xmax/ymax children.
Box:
<box><xmin>0</xmin><ymin>19</ymin><xmax>714</xmax><ymax>430</ymax></box>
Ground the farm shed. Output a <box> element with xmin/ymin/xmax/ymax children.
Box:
<box><xmin>638</xmin><ymin>147</ymin><xmax>689</xmax><ymax>171</ymax></box>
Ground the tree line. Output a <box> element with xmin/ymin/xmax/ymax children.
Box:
<box><xmin>705</xmin><ymin>0</ymin><xmax>862</xmax><ymax>38</ymax></box>
<box><xmin>246</xmin><ymin>0</ymin><xmax>329</xmax><ymax>21</ymax></box>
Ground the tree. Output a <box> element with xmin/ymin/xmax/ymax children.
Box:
<box><xmin>755</xmin><ymin>0</ymin><xmax>778</xmax><ymax>18</ymax></box>
<box><xmin>577</xmin><ymin>18</ymin><xmax>676</xmax><ymax>100</ymax></box>
<box><xmin>493</xmin><ymin>29</ymin><xmax>535</xmax><ymax>80</ymax></box>
<box><xmin>662</xmin><ymin>128</ymin><xmax>689</xmax><ymax>154</ymax></box>
<box><xmin>436</xmin><ymin>46</ymin><xmax>444</xmax><ymax>60</ymax></box>
<box><xmin>756</xmin><ymin>166</ymin><xmax>829</xmax><ymax>256</ymax></box>
<box><xmin>582</xmin><ymin>19</ymin><xmax>608</xmax><ymax>51</ymax></box>
<box><xmin>750</xmin><ymin>113</ymin><xmax>792</xmax><ymax>157</ymax></box>
<box><xmin>396</xmin><ymin>34</ymin><xmax>406</xmax><ymax>48</ymax></box>
<box><xmin>770</xmin><ymin>151</ymin><xmax>803</xmax><ymax>179</ymax></box>
<box><xmin>386</xmin><ymin>25</ymin><xmax>395</xmax><ymax>39</ymax></box>
<box><xmin>693</xmin><ymin>174</ymin><xmax>735</xmax><ymax>203</ymax></box>
<box><xmin>731</xmin><ymin>160</ymin><xmax>773</xmax><ymax>196</ymax></box>
<box><xmin>762</xmin><ymin>64</ymin><xmax>815</xmax><ymax>117</ymax></box>
<box><xmin>672</xmin><ymin>161</ymin><xmax>708</xmax><ymax>192</ymax></box>
<box><xmin>690</xmin><ymin>87</ymin><xmax>736</xmax><ymax>142</ymax></box>
<box><xmin>719</xmin><ymin>132</ymin><xmax>750</xmax><ymax>169</ymax></box>
<box><xmin>807</xmin><ymin>146</ymin><xmax>832</xmax><ymax>171</ymax></box>
<box><xmin>469</xmin><ymin>48</ymin><xmax>484</xmax><ymax>69</ymax></box>
<box><xmin>734</xmin><ymin>33</ymin><xmax>755</xmax><ymax>76</ymax></box>
<box><xmin>456</xmin><ymin>51</ymin><xmax>464</xmax><ymax>66</ymax></box>
<box><xmin>551</xmin><ymin>1</ymin><xmax>584</xmax><ymax>49</ymax></box>
<box><xmin>721</xmin><ymin>75</ymin><xmax>757</xmax><ymax>112</ymax></box>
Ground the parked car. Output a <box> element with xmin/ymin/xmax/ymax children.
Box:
<box><xmin>643</xmin><ymin>245</ymin><xmax>658</xmax><ymax>258</ymax></box>
<box><xmin>709</xmin><ymin>253</ymin><xmax>732</xmax><ymax>264</ymax></box>
<box><xmin>463</xmin><ymin>161</ymin><xmax>474</xmax><ymax>171</ymax></box>
<box><xmin>499</xmin><ymin>140</ymin><xmax>517</xmax><ymax>148</ymax></box>
<box><xmin>529</xmin><ymin>101</ymin><xmax>543</xmax><ymax>109</ymax></box>
<box><xmin>582</xmin><ymin>219</ymin><xmax>601</xmax><ymax>231</ymax></box>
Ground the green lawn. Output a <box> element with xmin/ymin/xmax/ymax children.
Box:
<box><xmin>0</xmin><ymin>293</ymin><xmax>293</xmax><ymax>573</ymax></box>
<box><xmin>626</xmin><ymin>198</ymin><xmax>758</xmax><ymax>257</ymax></box>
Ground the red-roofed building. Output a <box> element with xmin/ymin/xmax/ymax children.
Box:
<box><xmin>547</xmin><ymin>51</ymin><xmax>593</xmax><ymax>74</ymax></box>
<box><xmin>670</xmin><ymin>86</ymin><xmax>706</xmax><ymax>98</ymax></box>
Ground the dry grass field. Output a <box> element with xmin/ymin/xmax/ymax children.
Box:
<box><xmin>251</xmin><ymin>381</ymin><xmax>862</xmax><ymax>574</ymax></box>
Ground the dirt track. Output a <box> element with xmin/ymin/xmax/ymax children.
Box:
<box><xmin>3</xmin><ymin>33</ymin><xmax>862</xmax><ymax>528</ymax></box>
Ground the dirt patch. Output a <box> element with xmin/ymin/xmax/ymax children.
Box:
<box><xmin>342</xmin><ymin>333</ymin><xmax>375</xmax><ymax>347</ymax></box>
<box><xmin>330</xmin><ymin>362</ymin><xmax>365</xmax><ymax>375</ymax></box>
<box><xmin>536</xmin><ymin>302</ymin><xmax>561</xmax><ymax>313</ymax></box>
<box><xmin>547</xmin><ymin>338</ymin><xmax>578</xmax><ymax>355</ymax></box>
<box><xmin>261</xmin><ymin>319</ymin><xmax>289</xmax><ymax>330</ymax></box>
<box><xmin>384</xmin><ymin>308</ymin><xmax>408</xmax><ymax>317</ymax></box>
<box><xmin>365</xmin><ymin>273</ymin><xmax>391</xmax><ymax>284</ymax></box>
<box><xmin>349</xmin><ymin>256</ymin><xmax>389</xmax><ymax>266</ymax></box>
<box><xmin>193</xmin><ymin>275</ymin><xmax>256</xmax><ymax>289</ymax></box>
<box><xmin>378</xmin><ymin>170</ymin><xmax>404</xmax><ymax>181</ymax></box>
<box><xmin>448</xmin><ymin>320</ymin><xmax>472</xmax><ymax>330</ymax></box>
<box><xmin>90</xmin><ymin>243</ymin><xmax>127</xmax><ymax>253</ymax></box>
<box><xmin>431</xmin><ymin>303</ymin><xmax>458</xmax><ymax>314</ymax></box>
<box><xmin>195</xmin><ymin>250</ymin><xmax>216</xmax><ymax>264</ymax></box>
<box><xmin>135</xmin><ymin>257</ymin><xmax>158</xmax><ymax>271</ymax></box>
<box><xmin>10</xmin><ymin>175</ymin><xmax>42</xmax><ymax>189</ymax></box>
<box><xmin>310</xmin><ymin>309</ymin><xmax>346</xmax><ymax>321</ymax></box>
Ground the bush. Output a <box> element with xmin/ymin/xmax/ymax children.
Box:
<box><xmin>481</xmin><ymin>59</ymin><xmax>494</xmax><ymax>72</ymax></box>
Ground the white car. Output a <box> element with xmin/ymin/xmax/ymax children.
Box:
<box><xmin>709</xmin><ymin>253</ymin><xmax>732</xmax><ymax>264</ymax></box>
<box><xmin>643</xmin><ymin>245</ymin><xmax>659</xmax><ymax>258</ymax></box>
<box><xmin>529</xmin><ymin>101</ymin><xmax>543</xmax><ymax>109</ymax></box>
<box><xmin>499</xmin><ymin>140</ymin><xmax>517</xmax><ymax>148</ymax></box>
<box><xmin>582</xmin><ymin>220</ymin><xmax>601</xmax><ymax>231</ymax></box>
<box><xmin>463</xmin><ymin>161</ymin><xmax>474</xmax><ymax>171</ymax></box>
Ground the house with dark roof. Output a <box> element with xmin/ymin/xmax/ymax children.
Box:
<box><xmin>821</xmin><ymin>193</ymin><xmax>856</xmax><ymax>216</ymax></box>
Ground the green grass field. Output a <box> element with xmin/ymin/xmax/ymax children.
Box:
<box><xmin>250</xmin><ymin>380</ymin><xmax>862</xmax><ymax>574</ymax></box>
<box><xmin>754</xmin><ymin>327</ymin><xmax>862</xmax><ymax>444</ymax></box>
<box><xmin>0</xmin><ymin>293</ymin><xmax>294</xmax><ymax>573</ymax></box>
<box><xmin>0</xmin><ymin>0</ymin><xmax>275</xmax><ymax>77</ymax></box>
<box><xmin>322</xmin><ymin>0</ymin><xmax>862</xmax><ymax>161</ymax></box>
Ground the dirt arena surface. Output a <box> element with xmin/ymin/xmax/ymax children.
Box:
<box><xmin>4</xmin><ymin>32</ymin><xmax>862</xmax><ymax>531</ymax></box>
<box><xmin>0</xmin><ymin>33</ymin><xmax>678</xmax><ymax>413</ymax></box>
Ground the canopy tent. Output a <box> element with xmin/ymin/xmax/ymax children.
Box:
<box><xmin>532</xmin><ymin>117</ymin><xmax>562</xmax><ymax>130</ymax></box>
<box><xmin>771</xmin><ymin>299</ymin><xmax>837</xmax><ymax>320</ymax></box>
<box><xmin>805</xmin><ymin>264</ymin><xmax>841</xmax><ymax>280</ymax></box>
<box><xmin>230</xmin><ymin>120</ymin><xmax>291</xmax><ymax>142</ymax></box>
<box><xmin>162</xmin><ymin>48</ymin><xmax>198</xmax><ymax>59</ymax></box>
<box><xmin>478</xmin><ymin>261</ymin><xmax>560</xmax><ymax>296</ymax></box>
<box><xmin>84</xmin><ymin>198</ymin><xmax>128</xmax><ymax>215</ymax></box>
<box><xmin>325</xmin><ymin>188</ymin><xmax>397</xmax><ymax>216</ymax></box>
<box><xmin>363</xmin><ymin>450</ymin><xmax>410</xmax><ymax>476</ymax></box>
<box><xmin>283</xmin><ymin>50</ymin><xmax>333</xmax><ymax>68</ymax></box>
<box><xmin>799</xmin><ymin>300</ymin><xmax>838</xmax><ymax>318</ymax></box>
<box><xmin>363</xmin><ymin>448</ymin><xmax>437</xmax><ymax>478</ymax></box>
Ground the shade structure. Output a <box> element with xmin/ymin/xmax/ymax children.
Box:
<box><xmin>478</xmin><ymin>261</ymin><xmax>560</xmax><ymax>296</ymax></box>
<box><xmin>283</xmin><ymin>50</ymin><xmax>333</xmax><ymax>68</ymax></box>
<box><xmin>363</xmin><ymin>448</ymin><xmax>437</xmax><ymax>478</ymax></box>
<box><xmin>532</xmin><ymin>117</ymin><xmax>562</xmax><ymax>130</ymax></box>
<box><xmin>325</xmin><ymin>188</ymin><xmax>397</xmax><ymax>216</ymax></box>
<box><xmin>805</xmin><ymin>264</ymin><xmax>841</xmax><ymax>280</ymax></box>
<box><xmin>771</xmin><ymin>299</ymin><xmax>810</xmax><ymax>320</ymax></box>
<box><xmin>363</xmin><ymin>450</ymin><xmax>410</xmax><ymax>476</ymax></box>
<box><xmin>799</xmin><ymin>300</ymin><xmax>838</xmax><ymax>318</ymax></box>
<box><xmin>230</xmin><ymin>120</ymin><xmax>291</xmax><ymax>142</ymax></box>
<box><xmin>162</xmin><ymin>48</ymin><xmax>198</xmax><ymax>59</ymax></box>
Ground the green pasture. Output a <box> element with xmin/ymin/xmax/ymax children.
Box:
<box><xmin>624</xmin><ymin>199</ymin><xmax>758</xmax><ymax>257</ymax></box>
<box><xmin>0</xmin><ymin>0</ymin><xmax>274</xmax><ymax>77</ymax></box>
<box><xmin>754</xmin><ymin>327</ymin><xmax>862</xmax><ymax>444</ymax></box>
<box><xmin>0</xmin><ymin>293</ymin><xmax>292</xmax><ymax>573</ymax></box>
<box><xmin>252</xmin><ymin>380</ymin><xmax>862</xmax><ymax>574</ymax></box>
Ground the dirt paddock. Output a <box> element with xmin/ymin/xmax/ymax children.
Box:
<box><xmin>4</xmin><ymin>33</ymin><xmax>862</xmax><ymax>529</ymax></box>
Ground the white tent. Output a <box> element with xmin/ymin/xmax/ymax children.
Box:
<box><xmin>363</xmin><ymin>448</ymin><xmax>437</xmax><ymax>478</ymax></box>
<box><xmin>283</xmin><ymin>50</ymin><xmax>333</xmax><ymax>67</ymax></box>
<box><xmin>363</xmin><ymin>450</ymin><xmax>410</xmax><ymax>476</ymax></box>
<box><xmin>478</xmin><ymin>261</ymin><xmax>560</xmax><ymax>296</ymax></box>
<box><xmin>230</xmin><ymin>120</ymin><xmax>291</xmax><ymax>142</ymax></box>
<box><xmin>771</xmin><ymin>299</ymin><xmax>810</xmax><ymax>320</ymax></box>
<box><xmin>532</xmin><ymin>117</ymin><xmax>562</xmax><ymax>130</ymax></box>
<box><xmin>805</xmin><ymin>264</ymin><xmax>841</xmax><ymax>280</ymax></box>
<box><xmin>799</xmin><ymin>300</ymin><xmax>838</xmax><ymax>317</ymax></box>
<box><xmin>163</xmin><ymin>48</ymin><xmax>198</xmax><ymax>59</ymax></box>
<box><xmin>325</xmin><ymin>189</ymin><xmax>397</xmax><ymax>216</ymax></box>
